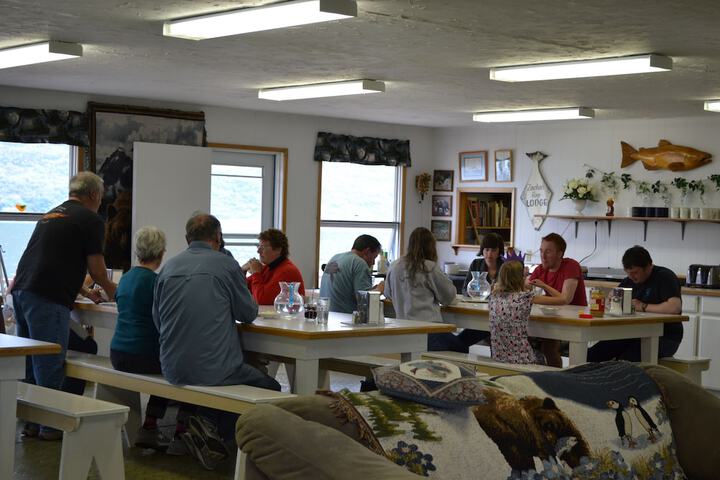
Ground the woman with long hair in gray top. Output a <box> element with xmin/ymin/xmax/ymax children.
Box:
<box><xmin>385</xmin><ymin>227</ymin><xmax>478</xmax><ymax>352</ymax></box>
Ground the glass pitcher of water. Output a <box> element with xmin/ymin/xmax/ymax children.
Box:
<box><xmin>274</xmin><ymin>281</ymin><xmax>304</xmax><ymax>315</ymax></box>
<box><xmin>466</xmin><ymin>271</ymin><xmax>491</xmax><ymax>300</ymax></box>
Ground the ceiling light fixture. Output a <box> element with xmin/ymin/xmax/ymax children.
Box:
<box><xmin>164</xmin><ymin>0</ymin><xmax>357</xmax><ymax>40</ymax></box>
<box><xmin>258</xmin><ymin>79</ymin><xmax>385</xmax><ymax>101</ymax></box>
<box><xmin>489</xmin><ymin>54</ymin><xmax>672</xmax><ymax>82</ymax></box>
<box><xmin>472</xmin><ymin>107</ymin><xmax>595</xmax><ymax>123</ymax></box>
<box><xmin>704</xmin><ymin>100</ymin><xmax>720</xmax><ymax>112</ymax></box>
<box><xmin>0</xmin><ymin>41</ymin><xmax>82</xmax><ymax>70</ymax></box>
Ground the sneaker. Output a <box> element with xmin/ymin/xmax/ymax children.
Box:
<box><xmin>38</xmin><ymin>429</ymin><xmax>63</xmax><ymax>441</ymax></box>
<box><xmin>182</xmin><ymin>417</ymin><xmax>229</xmax><ymax>470</ymax></box>
<box><xmin>134</xmin><ymin>427</ymin><xmax>171</xmax><ymax>451</ymax></box>
<box><xmin>166</xmin><ymin>434</ymin><xmax>190</xmax><ymax>456</ymax></box>
<box><xmin>22</xmin><ymin>423</ymin><xmax>39</xmax><ymax>438</ymax></box>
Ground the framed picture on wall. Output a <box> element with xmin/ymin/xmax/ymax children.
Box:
<box><xmin>431</xmin><ymin>220</ymin><xmax>451</xmax><ymax>241</ymax></box>
<box><xmin>432</xmin><ymin>169</ymin><xmax>454</xmax><ymax>191</ymax></box>
<box><xmin>431</xmin><ymin>195</ymin><xmax>452</xmax><ymax>217</ymax></box>
<box><xmin>459</xmin><ymin>150</ymin><xmax>488</xmax><ymax>182</ymax></box>
<box><xmin>494</xmin><ymin>149</ymin><xmax>513</xmax><ymax>182</ymax></box>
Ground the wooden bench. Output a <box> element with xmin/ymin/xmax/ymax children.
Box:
<box><xmin>318</xmin><ymin>355</ymin><xmax>399</xmax><ymax>377</ymax></box>
<box><xmin>659</xmin><ymin>356</ymin><xmax>711</xmax><ymax>385</ymax></box>
<box><xmin>64</xmin><ymin>352</ymin><xmax>296</xmax><ymax>480</ymax></box>
<box><xmin>16</xmin><ymin>382</ymin><xmax>129</xmax><ymax>480</ymax></box>
<box><xmin>421</xmin><ymin>351</ymin><xmax>561</xmax><ymax>376</ymax></box>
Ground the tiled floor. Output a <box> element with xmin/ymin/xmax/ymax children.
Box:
<box><xmin>13</xmin><ymin>365</ymin><xmax>365</xmax><ymax>479</ymax></box>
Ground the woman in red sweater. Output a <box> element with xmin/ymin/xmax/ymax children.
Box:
<box><xmin>243</xmin><ymin>229</ymin><xmax>305</xmax><ymax>305</ymax></box>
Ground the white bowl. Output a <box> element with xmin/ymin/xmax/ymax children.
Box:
<box><xmin>539</xmin><ymin>306</ymin><xmax>560</xmax><ymax>315</ymax></box>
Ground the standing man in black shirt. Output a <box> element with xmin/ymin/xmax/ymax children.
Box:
<box><xmin>588</xmin><ymin>245</ymin><xmax>682</xmax><ymax>362</ymax></box>
<box><xmin>12</xmin><ymin>171</ymin><xmax>117</xmax><ymax>439</ymax></box>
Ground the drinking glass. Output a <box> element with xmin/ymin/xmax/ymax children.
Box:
<box><xmin>303</xmin><ymin>294</ymin><xmax>318</xmax><ymax>323</ymax></box>
<box><xmin>316</xmin><ymin>297</ymin><xmax>330</xmax><ymax>325</ymax></box>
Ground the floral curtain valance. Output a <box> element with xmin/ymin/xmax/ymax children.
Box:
<box><xmin>0</xmin><ymin>106</ymin><xmax>88</xmax><ymax>146</ymax></box>
<box><xmin>314</xmin><ymin>131</ymin><xmax>411</xmax><ymax>167</ymax></box>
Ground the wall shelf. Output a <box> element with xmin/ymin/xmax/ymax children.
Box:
<box><xmin>535</xmin><ymin>214</ymin><xmax>720</xmax><ymax>241</ymax></box>
<box><xmin>454</xmin><ymin>187</ymin><xmax>515</xmax><ymax>255</ymax></box>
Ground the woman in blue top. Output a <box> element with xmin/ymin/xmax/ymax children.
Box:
<box><xmin>111</xmin><ymin>226</ymin><xmax>192</xmax><ymax>453</ymax></box>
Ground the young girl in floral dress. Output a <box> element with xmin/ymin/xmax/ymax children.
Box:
<box><xmin>488</xmin><ymin>260</ymin><xmax>545</xmax><ymax>364</ymax></box>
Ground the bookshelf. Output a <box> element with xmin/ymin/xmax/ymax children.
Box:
<box><xmin>452</xmin><ymin>187</ymin><xmax>515</xmax><ymax>255</ymax></box>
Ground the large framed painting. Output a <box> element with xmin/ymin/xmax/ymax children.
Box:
<box><xmin>459</xmin><ymin>150</ymin><xmax>488</xmax><ymax>182</ymax></box>
<box><xmin>87</xmin><ymin>102</ymin><xmax>206</xmax><ymax>270</ymax></box>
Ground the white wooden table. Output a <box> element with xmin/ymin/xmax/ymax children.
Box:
<box><xmin>73</xmin><ymin>302</ymin><xmax>455</xmax><ymax>396</ymax></box>
<box><xmin>0</xmin><ymin>334</ymin><xmax>60</xmax><ymax>480</ymax></box>
<box><xmin>238</xmin><ymin>307</ymin><xmax>455</xmax><ymax>395</ymax></box>
<box><xmin>442</xmin><ymin>297</ymin><xmax>688</xmax><ymax>365</ymax></box>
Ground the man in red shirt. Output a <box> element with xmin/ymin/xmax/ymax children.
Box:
<box><xmin>527</xmin><ymin>233</ymin><xmax>587</xmax><ymax>366</ymax></box>
<box><xmin>529</xmin><ymin>233</ymin><xmax>587</xmax><ymax>306</ymax></box>
<box><xmin>243</xmin><ymin>229</ymin><xmax>305</xmax><ymax>305</ymax></box>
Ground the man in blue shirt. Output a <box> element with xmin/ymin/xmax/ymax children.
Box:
<box><xmin>153</xmin><ymin>213</ymin><xmax>279</xmax><ymax>470</ymax></box>
<box><xmin>319</xmin><ymin>234</ymin><xmax>384</xmax><ymax>313</ymax></box>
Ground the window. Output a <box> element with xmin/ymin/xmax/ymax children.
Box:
<box><xmin>0</xmin><ymin>142</ymin><xmax>74</xmax><ymax>279</ymax></box>
<box><xmin>210</xmin><ymin>147</ymin><xmax>278</xmax><ymax>262</ymax></box>
<box><xmin>317</xmin><ymin>162</ymin><xmax>404</xmax><ymax>284</ymax></box>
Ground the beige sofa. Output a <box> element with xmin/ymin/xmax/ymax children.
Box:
<box><xmin>236</xmin><ymin>364</ymin><xmax>720</xmax><ymax>480</ymax></box>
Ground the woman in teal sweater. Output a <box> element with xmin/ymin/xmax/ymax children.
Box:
<box><xmin>111</xmin><ymin>226</ymin><xmax>192</xmax><ymax>453</ymax></box>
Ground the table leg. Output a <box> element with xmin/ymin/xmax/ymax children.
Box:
<box><xmin>0</xmin><ymin>356</ymin><xmax>24</xmax><ymax>480</ymax></box>
<box><xmin>640</xmin><ymin>337</ymin><xmax>659</xmax><ymax>364</ymax></box>
<box><xmin>318</xmin><ymin>368</ymin><xmax>330</xmax><ymax>390</ymax></box>
<box><xmin>0</xmin><ymin>379</ymin><xmax>16</xmax><ymax>480</ymax></box>
<box><xmin>568</xmin><ymin>342</ymin><xmax>589</xmax><ymax>366</ymax></box>
<box><xmin>400</xmin><ymin>352</ymin><xmax>419</xmax><ymax>362</ymax></box>
<box><xmin>293</xmin><ymin>359</ymin><xmax>320</xmax><ymax>395</ymax></box>
<box><xmin>284</xmin><ymin>363</ymin><xmax>295</xmax><ymax>392</ymax></box>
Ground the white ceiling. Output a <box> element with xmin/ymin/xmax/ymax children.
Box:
<box><xmin>1</xmin><ymin>0</ymin><xmax>720</xmax><ymax>127</ymax></box>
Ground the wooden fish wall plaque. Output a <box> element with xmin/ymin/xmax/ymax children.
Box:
<box><xmin>621</xmin><ymin>139</ymin><xmax>712</xmax><ymax>171</ymax></box>
<box><xmin>521</xmin><ymin>151</ymin><xmax>552</xmax><ymax>230</ymax></box>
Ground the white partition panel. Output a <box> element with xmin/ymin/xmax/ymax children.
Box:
<box><xmin>132</xmin><ymin>142</ymin><xmax>212</xmax><ymax>266</ymax></box>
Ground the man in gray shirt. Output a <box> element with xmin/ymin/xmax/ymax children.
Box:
<box><xmin>153</xmin><ymin>213</ymin><xmax>279</xmax><ymax>469</ymax></box>
<box><xmin>319</xmin><ymin>234</ymin><xmax>384</xmax><ymax>313</ymax></box>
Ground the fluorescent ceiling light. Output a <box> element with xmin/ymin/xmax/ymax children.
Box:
<box><xmin>0</xmin><ymin>41</ymin><xmax>82</xmax><ymax>70</ymax></box>
<box><xmin>164</xmin><ymin>0</ymin><xmax>357</xmax><ymax>40</ymax></box>
<box><xmin>490</xmin><ymin>54</ymin><xmax>672</xmax><ymax>82</ymax></box>
<box><xmin>704</xmin><ymin>100</ymin><xmax>720</xmax><ymax>112</ymax></box>
<box><xmin>259</xmin><ymin>79</ymin><xmax>385</xmax><ymax>101</ymax></box>
<box><xmin>473</xmin><ymin>107</ymin><xmax>595</xmax><ymax>123</ymax></box>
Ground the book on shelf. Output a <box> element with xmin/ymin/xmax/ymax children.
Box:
<box><xmin>466</xmin><ymin>197</ymin><xmax>511</xmax><ymax>229</ymax></box>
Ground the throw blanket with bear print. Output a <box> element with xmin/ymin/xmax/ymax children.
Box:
<box><xmin>328</xmin><ymin>361</ymin><xmax>686</xmax><ymax>480</ymax></box>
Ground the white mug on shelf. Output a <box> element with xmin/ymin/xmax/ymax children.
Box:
<box><xmin>669</xmin><ymin>207</ymin><xmax>680</xmax><ymax>219</ymax></box>
<box><xmin>691</xmin><ymin>207</ymin><xmax>702</xmax><ymax>219</ymax></box>
<box><xmin>679</xmin><ymin>207</ymin><xmax>690</xmax><ymax>219</ymax></box>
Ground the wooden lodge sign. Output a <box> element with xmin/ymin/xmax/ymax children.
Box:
<box><xmin>520</xmin><ymin>151</ymin><xmax>552</xmax><ymax>230</ymax></box>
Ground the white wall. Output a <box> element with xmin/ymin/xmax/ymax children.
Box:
<box><xmin>0</xmin><ymin>86</ymin><xmax>435</xmax><ymax>286</ymax></box>
<box><xmin>433</xmin><ymin>117</ymin><xmax>720</xmax><ymax>274</ymax></box>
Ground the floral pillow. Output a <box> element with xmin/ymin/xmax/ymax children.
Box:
<box><xmin>372</xmin><ymin>359</ymin><xmax>488</xmax><ymax>408</ymax></box>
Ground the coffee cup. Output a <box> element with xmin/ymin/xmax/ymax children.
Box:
<box><xmin>701</xmin><ymin>208</ymin><xmax>713</xmax><ymax>220</ymax></box>
<box><xmin>670</xmin><ymin>207</ymin><xmax>680</xmax><ymax>219</ymax></box>
<box><xmin>679</xmin><ymin>207</ymin><xmax>690</xmax><ymax>219</ymax></box>
<box><xmin>691</xmin><ymin>207</ymin><xmax>702</xmax><ymax>219</ymax></box>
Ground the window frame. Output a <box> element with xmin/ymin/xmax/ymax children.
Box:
<box><xmin>314</xmin><ymin>161</ymin><xmax>406</xmax><ymax>287</ymax></box>
<box><xmin>0</xmin><ymin>144</ymin><xmax>80</xmax><ymax>283</ymax></box>
<box><xmin>207</xmin><ymin>143</ymin><xmax>288</xmax><ymax>254</ymax></box>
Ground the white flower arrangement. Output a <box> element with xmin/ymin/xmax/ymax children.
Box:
<box><xmin>561</xmin><ymin>177</ymin><xmax>597</xmax><ymax>201</ymax></box>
